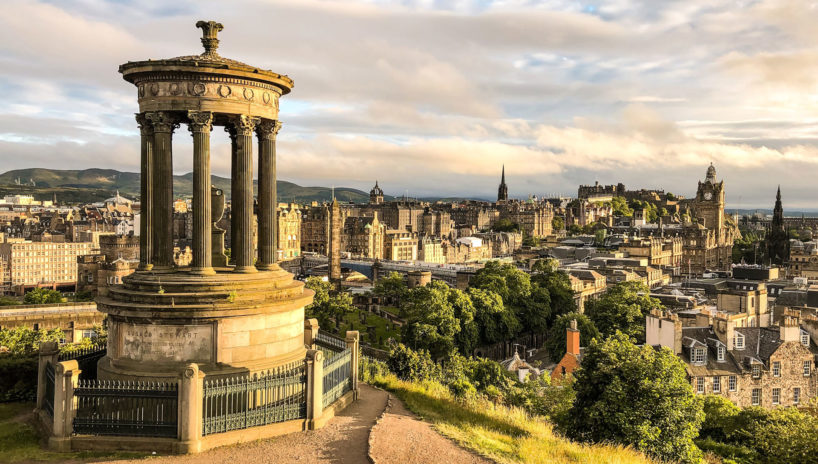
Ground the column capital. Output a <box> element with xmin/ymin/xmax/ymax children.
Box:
<box><xmin>145</xmin><ymin>111</ymin><xmax>180</xmax><ymax>134</ymax></box>
<box><xmin>135</xmin><ymin>113</ymin><xmax>154</xmax><ymax>136</ymax></box>
<box><xmin>187</xmin><ymin>111</ymin><xmax>214</xmax><ymax>134</ymax></box>
<box><xmin>228</xmin><ymin>114</ymin><xmax>260</xmax><ymax>137</ymax></box>
<box><xmin>256</xmin><ymin>119</ymin><xmax>282</xmax><ymax>141</ymax></box>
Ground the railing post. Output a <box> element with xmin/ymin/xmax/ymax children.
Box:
<box><xmin>37</xmin><ymin>341</ymin><xmax>59</xmax><ymax>411</ymax></box>
<box><xmin>176</xmin><ymin>363</ymin><xmax>203</xmax><ymax>454</ymax></box>
<box><xmin>345</xmin><ymin>331</ymin><xmax>360</xmax><ymax>399</ymax></box>
<box><xmin>306</xmin><ymin>349</ymin><xmax>323</xmax><ymax>429</ymax></box>
<box><xmin>304</xmin><ymin>318</ymin><xmax>319</xmax><ymax>349</ymax></box>
<box><xmin>48</xmin><ymin>360</ymin><xmax>80</xmax><ymax>452</ymax></box>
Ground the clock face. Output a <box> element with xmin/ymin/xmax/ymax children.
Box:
<box><xmin>704</xmin><ymin>192</ymin><xmax>713</xmax><ymax>200</ymax></box>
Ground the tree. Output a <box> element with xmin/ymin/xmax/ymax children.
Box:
<box><xmin>468</xmin><ymin>287</ymin><xmax>520</xmax><ymax>345</ymax></box>
<box><xmin>386</xmin><ymin>343</ymin><xmax>440</xmax><ymax>382</ymax></box>
<box><xmin>304</xmin><ymin>277</ymin><xmax>356</xmax><ymax>331</ymax></box>
<box><xmin>0</xmin><ymin>327</ymin><xmax>64</xmax><ymax>355</ymax></box>
<box><xmin>23</xmin><ymin>288</ymin><xmax>64</xmax><ymax>305</ymax></box>
<box><xmin>552</xmin><ymin>216</ymin><xmax>564</xmax><ymax>231</ymax></box>
<box><xmin>546</xmin><ymin>312</ymin><xmax>599</xmax><ymax>362</ymax></box>
<box><xmin>585</xmin><ymin>281</ymin><xmax>660</xmax><ymax>343</ymax></box>
<box><xmin>401</xmin><ymin>281</ymin><xmax>460</xmax><ymax>358</ymax></box>
<box><xmin>567</xmin><ymin>224</ymin><xmax>582</xmax><ymax>235</ymax></box>
<box><xmin>611</xmin><ymin>196</ymin><xmax>633</xmax><ymax>217</ymax></box>
<box><xmin>469</xmin><ymin>261</ymin><xmax>531</xmax><ymax>309</ymax></box>
<box><xmin>448</xmin><ymin>288</ymin><xmax>479</xmax><ymax>355</ymax></box>
<box><xmin>530</xmin><ymin>270</ymin><xmax>576</xmax><ymax>321</ymax></box>
<box><xmin>373</xmin><ymin>272</ymin><xmax>408</xmax><ymax>308</ymax></box>
<box><xmin>493</xmin><ymin>218</ymin><xmax>520</xmax><ymax>232</ymax></box>
<box><xmin>566</xmin><ymin>333</ymin><xmax>704</xmax><ymax>464</ymax></box>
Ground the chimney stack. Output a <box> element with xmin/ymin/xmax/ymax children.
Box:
<box><xmin>780</xmin><ymin>313</ymin><xmax>801</xmax><ymax>343</ymax></box>
<box><xmin>566</xmin><ymin>319</ymin><xmax>580</xmax><ymax>356</ymax></box>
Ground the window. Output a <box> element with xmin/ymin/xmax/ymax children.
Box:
<box><xmin>794</xmin><ymin>387</ymin><xmax>801</xmax><ymax>405</ymax></box>
<box><xmin>729</xmin><ymin>375</ymin><xmax>737</xmax><ymax>392</ymax></box>
<box><xmin>752</xmin><ymin>388</ymin><xmax>761</xmax><ymax>406</ymax></box>
<box><xmin>734</xmin><ymin>333</ymin><xmax>745</xmax><ymax>349</ymax></box>
<box><xmin>692</xmin><ymin>347</ymin><xmax>706</xmax><ymax>364</ymax></box>
<box><xmin>697</xmin><ymin>377</ymin><xmax>705</xmax><ymax>394</ymax></box>
<box><xmin>772</xmin><ymin>388</ymin><xmax>781</xmax><ymax>405</ymax></box>
<box><xmin>802</xmin><ymin>331</ymin><xmax>810</xmax><ymax>347</ymax></box>
<box><xmin>717</xmin><ymin>346</ymin><xmax>725</xmax><ymax>362</ymax></box>
<box><xmin>804</xmin><ymin>360</ymin><xmax>811</xmax><ymax>377</ymax></box>
<box><xmin>713</xmin><ymin>376</ymin><xmax>721</xmax><ymax>393</ymax></box>
<box><xmin>752</xmin><ymin>365</ymin><xmax>761</xmax><ymax>379</ymax></box>
<box><xmin>773</xmin><ymin>361</ymin><xmax>781</xmax><ymax>377</ymax></box>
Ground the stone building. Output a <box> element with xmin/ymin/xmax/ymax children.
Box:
<box><xmin>686</xmin><ymin>163</ymin><xmax>738</xmax><ymax>273</ymax></box>
<box><xmin>0</xmin><ymin>302</ymin><xmax>104</xmax><ymax>344</ymax></box>
<box><xmin>341</xmin><ymin>214</ymin><xmax>385</xmax><ymax>259</ymax></box>
<box><xmin>76</xmin><ymin>234</ymin><xmax>140</xmax><ymax>297</ymax></box>
<box><xmin>445</xmin><ymin>236</ymin><xmax>492</xmax><ymax>263</ymax></box>
<box><xmin>475</xmin><ymin>231</ymin><xmax>522</xmax><ymax>257</ymax></box>
<box><xmin>384</xmin><ymin>230</ymin><xmax>418</xmax><ymax>261</ymax></box>
<box><xmin>766</xmin><ymin>187</ymin><xmax>789</xmax><ymax>266</ymax></box>
<box><xmin>577</xmin><ymin>181</ymin><xmax>626</xmax><ymax>200</ymax></box>
<box><xmin>0</xmin><ymin>239</ymin><xmax>92</xmax><ymax>294</ymax></box>
<box><xmin>497</xmin><ymin>166</ymin><xmax>508</xmax><ymax>203</ymax></box>
<box><xmin>788</xmin><ymin>240</ymin><xmax>818</xmax><ymax>278</ymax></box>
<box><xmin>716</xmin><ymin>280</ymin><xmax>771</xmax><ymax>328</ymax></box>
<box><xmin>369</xmin><ymin>181</ymin><xmax>384</xmax><ymax>205</ymax></box>
<box><xmin>619</xmin><ymin>236</ymin><xmax>683</xmax><ymax>275</ymax></box>
<box><xmin>418</xmin><ymin>236</ymin><xmax>445</xmax><ymax>264</ymax></box>
<box><xmin>647</xmin><ymin>310</ymin><xmax>817</xmax><ymax>408</ymax></box>
<box><xmin>277</xmin><ymin>203</ymin><xmax>301</xmax><ymax>260</ymax></box>
<box><xmin>552</xmin><ymin>320</ymin><xmax>582</xmax><ymax>381</ymax></box>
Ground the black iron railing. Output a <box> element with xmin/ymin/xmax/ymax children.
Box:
<box><xmin>44</xmin><ymin>362</ymin><xmax>55</xmax><ymax>417</ymax></box>
<box><xmin>73</xmin><ymin>380</ymin><xmax>178</xmax><ymax>438</ymax></box>
<box><xmin>322</xmin><ymin>348</ymin><xmax>352</xmax><ymax>408</ymax></box>
<box><xmin>60</xmin><ymin>344</ymin><xmax>106</xmax><ymax>380</ymax></box>
<box><xmin>202</xmin><ymin>360</ymin><xmax>307</xmax><ymax>436</ymax></box>
<box><xmin>315</xmin><ymin>331</ymin><xmax>346</xmax><ymax>353</ymax></box>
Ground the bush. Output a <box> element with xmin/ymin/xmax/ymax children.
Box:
<box><xmin>23</xmin><ymin>288</ymin><xmax>64</xmax><ymax>305</ymax></box>
<box><xmin>0</xmin><ymin>327</ymin><xmax>63</xmax><ymax>355</ymax></box>
<box><xmin>0</xmin><ymin>355</ymin><xmax>38</xmax><ymax>402</ymax></box>
<box><xmin>359</xmin><ymin>356</ymin><xmax>390</xmax><ymax>384</ymax></box>
<box><xmin>387</xmin><ymin>344</ymin><xmax>441</xmax><ymax>382</ymax></box>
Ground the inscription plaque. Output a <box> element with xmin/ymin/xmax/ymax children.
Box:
<box><xmin>121</xmin><ymin>324</ymin><xmax>213</xmax><ymax>363</ymax></box>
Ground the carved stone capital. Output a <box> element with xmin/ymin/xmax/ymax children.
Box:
<box><xmin>145</xmin><ymin>111</ymin><xmax>180</xmax><ymax>134</ymax></box>
<box><xmin>256</xmin><ymin>120</ymin><xmax>282</xmax><ymax>141</ymax></box>
<box><xmin>187</xmin><ymin>111</ymin><xmax>214</xmax><ymax>133</ymax></box>
<box><xmin>135</xmin><ymin>113</ymin><xmax>153</xmax><ymax>136</ymax></box>
<box><xmin>228</xmin><ymin>115</ymin><xmax>260</xmax><ymax>137</ymax></box>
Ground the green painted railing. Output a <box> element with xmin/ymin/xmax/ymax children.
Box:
<box><xmin>322</xmin><ymin>348</ymin><xmax>352</xmax><ymax>408</ymax></box>
<box><xmin>43</xmin><ymin>362</ymin><xmax>55</xmax><ymax>417</ymax></box>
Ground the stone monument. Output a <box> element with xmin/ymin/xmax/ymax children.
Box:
<box><xmin>97</xmin><ymin>20</ymin><xmax>313</xmax><ymax>381</ymax></box>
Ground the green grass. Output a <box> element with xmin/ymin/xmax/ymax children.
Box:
<box><xmin>0</xmin><ymin>402</ymin><xmax>144</xmax><ymax>463</ymax></box>
<box><xmin>368</xmin><ymin>374</ymin><xmax>655</xmax><ymax>464</ymax></box>
<box><xmin>338</xmin><ymin>310</ymin><xmax>401</xmax><ymax>349</ymax></box>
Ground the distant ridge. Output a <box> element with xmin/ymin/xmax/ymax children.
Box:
<box><xmin>0</xmin><ymin>168</ymin><xmax>386</xmax><ymax>205</ymax></box>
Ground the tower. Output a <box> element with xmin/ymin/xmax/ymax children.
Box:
<box><xmin>693</xmin><ymin>163</ymin><xmax>725</xmax><ymax>233</ymax></box>
<box><xmin>497</xmin><ymin>165</ymin><xmax>508</xmax><ymax>203</ymax></box>
<box><xmin>767</xmin><ymin>186</ymin><xmax>789</xmax><ymax>265</ymax></box>
<box><xmin>369</xmin><ymin>180</ymin><xmax>384</xmax><ymax>204</ymax></box>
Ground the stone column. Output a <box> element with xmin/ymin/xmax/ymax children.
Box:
<box><xmin>306</xmin><ymin>349</ymin><xmax>323</xmax><ymax>430</ymax></box>
<box><xmin>136</xmin><ymin>113</ymin><xmax>154</xmax><ymax>271</ymax></box>
<box><xmin>345</xmin><ymin>331</ymin><xmax>360</xmax><ymax>398</ymax></box>
<box><xmin>146</xmin><ymin>111</ymin><xmax>179</xmax><ymax>271</ymax></box>
<box><xmin>188</xmin><ymin>111</ymin><xmax>215</xmax><ymax>275</ymax></box>
<box><xmin>256</xmin><ymin>120</ymin><xmax>282</xmax><ymax>270</ymax></box>
<box><xmin>48</xmin><ymin>360</ymin><xmax>80</xmax><ymax>452</ymax></box>
<box><xmin>228</xmin><ymin>115</ymin><xmax>259</xmax><ymax>273</ymax></box>
<box><xmin>175</xmin><ymin>363</ymin><xmax>204</xmax><ymax>454</ymax></box>
<box><xmin>304</xmin><ymin>318</ymin><xmax>319</xmax><ymax>350</ymax></box>
<box><xmin>36</xmin><ymin>341</ymin><xmax>59</xmax><ymax>411</ymax></box>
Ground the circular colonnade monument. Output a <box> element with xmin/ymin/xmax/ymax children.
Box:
<box><xmin>96</xmin><ymin>20</ymin><xmax>313</xmax><ymax>381</ymax></box>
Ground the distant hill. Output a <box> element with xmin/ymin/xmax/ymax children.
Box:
<box><xmin>0</xmin><ymin>168</ymin><xmax>386</xmax><ymax>205</ymax></box>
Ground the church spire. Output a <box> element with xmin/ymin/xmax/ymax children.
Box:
<box><xmin>497</xmin><ymin>165</ymin><xmax>508</xmax><ymax>203</ymax></box>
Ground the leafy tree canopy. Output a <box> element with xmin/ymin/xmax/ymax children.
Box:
<box><xmin>585</xmin><ymin>281</ymin><xmax>660</xmax><ymax>343</ymax></box>
<box><xmin>23</xmin><ymin>288</ymin><xmax>64</xmax><ymax>305</ymax></box>
<box><xmin>546</xmin><ymin>312</ymin><xmax>599</xmax><ymax>362</ymax></box>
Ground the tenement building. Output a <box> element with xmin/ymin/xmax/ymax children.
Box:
<box><xmin>647</xmin><ymin>309</ymin><xmax>817</xmax><ymax>408</ymax></box>
<box><xmin>0</xmin><ymin>238</ymin><xmax>92</xmax><ymax>294</ymax></box>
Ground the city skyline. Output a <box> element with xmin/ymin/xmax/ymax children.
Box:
<box><xmin>1</xmin><ymin>0</ymin><xmax>816</xmax><ymax>207</ymax></box>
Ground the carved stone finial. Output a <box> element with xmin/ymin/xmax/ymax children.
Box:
<box><xmin>196</xmin><ymin>20</ymin><xmax>224</xmax><ymax>57</ymax></box>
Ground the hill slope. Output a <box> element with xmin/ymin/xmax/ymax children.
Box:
<box><xmin>0</xmin><ymin>168</ymin><xmax>382</xmax><ymax>204</ymax></box>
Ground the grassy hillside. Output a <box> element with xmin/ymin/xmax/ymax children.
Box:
<box><xmin>368</xmin><ymin>373</ymin><xmax>654</xmax><ymax>464</ymax></box>
<box><xmin>0</xmin><ymin>168</ymin><xmax>380</xmax><ymax>204</ymax></box>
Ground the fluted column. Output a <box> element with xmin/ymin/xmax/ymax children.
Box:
<box><xmin>256</xmin><ymin>120</ymin><xmax>282</xmax><ymax>270</ymax></box>
<box><xmin>228</xmin><ymin>115</ymin><xmax>259</xmax><ymax>273</ymax></box>
<box><xmin>188</xmin><ymin>111</ymin><xmax>215</xmax><ymax>275</ymax></box>
<box><xmin>145</xmin><ymin>111</ymin><xmax>179</xmax><ymax>271</ymax></box>
<box><xmin>135</xmin><ymin>114</ymin><xmax>154</xmax><ymax>271</ymax></box>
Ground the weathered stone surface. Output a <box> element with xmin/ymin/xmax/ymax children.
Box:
<box><xmin>121</xmin><ymin>323</ymin><xmax>214</xmax><ymax>363</ymax></box>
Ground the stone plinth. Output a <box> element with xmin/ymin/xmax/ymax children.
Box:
<box><xmin>96</xmin><ymin>265</ymin><xmax>313</xmax><ymax>381</ymax></box>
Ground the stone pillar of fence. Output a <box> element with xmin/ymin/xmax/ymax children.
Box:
<box><xmin>345</xmin><ymin>331</ymin><xmax>360</xmax><ymax>399</ymax></box>
<box><xmin>305</xmin><ymin>349</ymin><xmax>323</xmax><ymax>429</ymax></box>
<box><xmin>36</xmin><ymin>341</ymin><xmax>59</xmax><ymax>412</ymax></box>
<box><xmin>176</xmin><ymin>363</ymin><xmax>204</xmax><ymax>454</ymax></box>
<box><xmin>48</xmin><ymin>360</ymin><xmax>80</xmax><ymax>452</ymax></box>
<box><xmin>304</xmin><ymin>318</ymin><xmax>319</xmax><ymax>349</ymax></box>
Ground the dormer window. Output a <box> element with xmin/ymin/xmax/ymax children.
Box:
<box><xmin>717</xmin><ymin>345</ymin><xmax>725</xmax><ymax>362</ymax></box>
<box><xmin>692</xmin><ymin>347</ymin><xmax>706</xmax><ymax>364</ymax></box>
<box><xmin>802</xmin><ymin>331</ymin><xmax>810</xmax><ymax>347</ymax></box>
<box><xmin>734</xmin><ymin>333</ymin><xmax>745</xmax><ymax>350</ymax></box>
<box><xmin>752</xmin><ymin>364</ymin><xmax>761</xmax><ymax>379</ymax></box>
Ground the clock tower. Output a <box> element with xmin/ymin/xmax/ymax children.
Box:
<box><xmin>693</xmin><ymin>163</ymin><xmax>725</xmax><ymax>231</ymax></box>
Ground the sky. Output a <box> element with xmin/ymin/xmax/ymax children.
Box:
<box><xmin>1</xmin><ymin>0</ymin><xmax>817</xmax><ymax>208</ymax></box>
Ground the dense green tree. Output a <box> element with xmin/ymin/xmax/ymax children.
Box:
<box><xmin>545</xmin><ymin>312</ymin><xmax>599</xmax><ymax>362</ymax></box>
<box><xmin>373</xmin><ymin>271</ymin><xmax>408</xmax><ymax>307</ymax></box>
<box><xmin>611</xmin><ymin>196</ymin><xmax>633</xmax><ymax>217</ymax></box>
<box><xmin>585</xmin><ymin>281</ymin><xmax>660</xmax><ymax>343</ymax></box>
<box><xmin>469</xmin><ymin>261</ymin><xmax>532</xmax><ymax>309</ymax></box>
<box><xmin>567</xmin><ymin>224</ymin><xmax>582</xmax><ymax>235</ymax></box>
<box><xmin>492</xmin><ymin>218</ymin><xmax>520</xmax><ymax>232</ymax></box>
<box><xmin>566</xmin><ymin>332</ymin><xmax>704</xmax><ymax>464</ymax></box>
<box><xmin>530</xmin><ymin>270</ymin><xmax>576</xmax><ymax>321</ymax></box>
<box><xmin>732</xmin><ymin>228</ymin><xmax>763</xmax><ymax>264</ymax></box>
<box><xmin>386</xmin><ymin>343</ymin><xmax>440</xmax><ymax>382</ymax></box>
<box><xmin>401</xmin><ymin>281</ymin><xmax>460</xmax><ymax>358</ymax></box>
<box><xmin>23</xmin><ymin>288</ymin><xmax>64</xmax><ymax>305</ymax></box>
<box><xmin>468</xmin><ymin>287</ymin><xmax>520</xmax><ymax>345</ymax></box>
<box><xmin>0</xmin><ymin>327</ymin><xmax>64</xmax><ymax>355</ymax></box>
<box><xmin>304</xmin><ymin>277</ymin><xmax>356</xmax><ymax>330</ymax></box>
<box><xmin>551</xmin><ymin>216</ymin><xmax>565</xmax><ymax>231</ymax></box>
<box><xmin>518</xmin><ymin>284</ymin><xmax>551</xmax><ymax>334</ymax></box>
<box><xmin>448</xmin><ymin>288</ymin><xmax>479</xmax><ymax>355</ymax></box>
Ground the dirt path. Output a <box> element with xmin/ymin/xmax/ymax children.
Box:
<box><xmin>368</xmin><ymin>394</ymin><xmax>493</xmax><ymax>464</ymax></box>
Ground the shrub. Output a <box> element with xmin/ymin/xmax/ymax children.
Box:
<box><xmin>23</xmin><ymin>288</ymin><xmax>64</xmax><ymax>305</ymax></box>
<box><xmin>386</xmin><ymin>343</ymin><xmax>440</xmax><ymax>382</ymax></box>
<box><xmin>0</xmin><ymin>355</ymin><xmax>38</xmax><ymax>402</ymax></box>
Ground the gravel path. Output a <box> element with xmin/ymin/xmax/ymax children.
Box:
<box><xmin>368</xmin><ymin>394</ymin><xmax>493</xmax><ymax>464</ymax></box>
